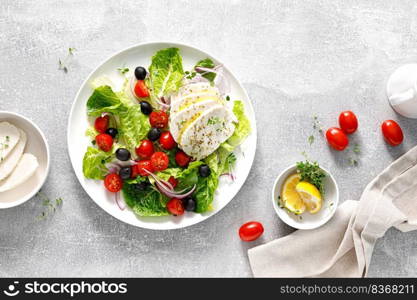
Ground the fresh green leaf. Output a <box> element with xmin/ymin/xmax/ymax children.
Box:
<box><xmin>147</xmin><ymin>48</ymin><xmax>184</xmax><ymax>104</ymax></box>
<box><xmin>82</xmin><ymin>147</ymin><xmax>109</xmax><ymax>180</ymax></box>
<box><xmin>226</xmin><ymin>100</ymin><xmax>251</xmax><ymax>147</ymax></box>
<box><xmin>308</xmin><ymin>135</ymin><xmax>314</xmax><ymax>145</ymax></box>
<box><xmin>86</xmin><ymin>86</ymin><xmax>122</xmax><ymax>116</ymax></box>
<box><xmin>85</xmin><ymin>126</ymin><xmax>98</xmax><ymax>140</ymax></box>
<box><xmin>122</xmin><ymin>183</ymin><xmax>169</xmax><ymax>216</ymax></box>
<box><xmin>118</xmin><ymin>104</ymin><xmax>150</xmax><ymax>151</ymax></box>
<box><xmin>194</xmin><ymin>58</ymin><xmax>216</xmax><ymax>82</ymax></box>
<box><xmin>118</xmin><ymin>67</ymin><xmax>129</xmax><ymax>75</ymax></box>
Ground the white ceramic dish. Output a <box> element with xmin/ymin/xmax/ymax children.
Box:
<box><xmin>272</xmin><ymin>164</ymin><xmax>339</xmax><ymax>230</ymax></box>
<box><xmin>67</xmin><ymin>42</ymin><xmax>257</xmax><ymax>230</ymax></box>
<box><xmin>0</xmin><ymin>111</ymin><xmax>50</xmax><ymax>208</ymax></box>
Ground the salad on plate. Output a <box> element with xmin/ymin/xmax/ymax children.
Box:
<box><xmin>82</xmin><ymin>47</ymin><xmax>251</xmax><ymax>218</ymax></box>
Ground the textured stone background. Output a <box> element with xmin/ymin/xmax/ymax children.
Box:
<box><xmin>1</xmin><ymin>0</ymin><xmax>417</xmax><ymax>277</ymax></box>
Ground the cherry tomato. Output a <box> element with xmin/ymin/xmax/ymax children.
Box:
<box><xmin>381</xmin><ymin>120</ymin><xmax>404</xmax><ymax>146</ymax></box>
<box><xmin>150</xmin><ymin>152</ymin><xmax>169</xmax><ymax>172</ymax></box>
<box><xmin>159</xmin><ymin>131</ymin><xmax>176</xmax><ymax>150</ymax></box>
<box><xmin>239</xmin><ymin>221</ymin><xmax>264</xmax><ymax>242</ymax></box>
<box><xmin>168</xmin><ymin>176</ymin><xmax>178</xmax><ymax>189</ymax></box>
<box><xmin>175</xmin><ymin>150</ymin><xmax>191</xmax><ymax>167</ymax></box>
<box><xmin>326</xmin><ymin>127</ymin><xmax>349</xmax><ymax>151</ymax></box>
<box><xmin>95</xmin><ymin>133</ymin><xmax>113</xmax><ymax>152</ymax></box>
<box><xmin>135</xmin><ymin>140</ymin><xmax>155</xmax><ymax>159</ymax></box>
<box><xmin>134</xmin><ymin>80</ymin><xmax>150</xmax><ymax>98</ymax></box>
<box><xmin>94</xmin><ymin>115</ymin><xmax>110</xmax><ymax>134</ymax></box>
<box><xmin>149</xmin><ymin>111</ymin><xmax>169</xmax><ymax>128</ymax></box>
<box><xmin>104</xmin><ymin>173</ymin><xmax>123</xmax><ymax>193</ymax></box>
<box><xmin>339</xmin><ymin>111</ymin><xmax>358</xmax><ymax>134</ymax></box>
<box><xmin>166</xmin><ymin>198</ymin><xmax>184</xmax><ymax>216</ymax></box>
<box><xmin>132</xmin><ymin>160</ymin><xmax>154</xmax><ymax>177</ymax></box>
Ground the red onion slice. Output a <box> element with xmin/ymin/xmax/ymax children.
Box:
<box><xmin>115</xmin><ymin>192</ymin><xmax>125</xmax><ymax>210</ymax></box>
<box><xmin>143</xmin><ymin>169</ymin><xmax>196</xmax><ymax>199</ymax></box>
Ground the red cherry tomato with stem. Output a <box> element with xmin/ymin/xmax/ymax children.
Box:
<box><xmin>134</xmin><ymin>80</ymin><xmax>150</xmax><ymax>98</ymax></box>
<box><xmin>159</xmin><ymin>131</ymin><xmax>176</xmax><ymax>150</ymax></box>
<box><xmin>104</xmin><ymin>173</ymin><xmax>123</xmax><ymax>193</ymax></box>
<box><xmin>149</xmin><ymin>111</ymin><xmax>169</xmax><ymax>128</ymax></box>
<box><xmin>381</xmin><ymin>120</ymin><xmax>403</xmax><ymax>146</ymax></box>
<box><xmin>166</xmin><ymin>198</ymin><xmax>184</xmax><ymax>216</ymax></box>
<box><xmin>94</xmin><ymin>115</ymin><xmax>110</xmax><ymax>134</ymax></box>
<box><xmin>326</xmin><ymin>127</ymin><xmax>349</xmax><ymax>151</ymax></box>
<box><xmin>95</xmin><ymin>133</ymin><xmax>113</xmax><ymax>152</ymax></box>
<box><xmin>150</xmin><ymin>152</ymin><xmax>169</xmax><ymax>172</ymax></box>
<box><xmin>239</xmin><ymin>221</ymin><xmax>264</xmax><ymax>242</ymax></box>
<box><xmin>135</xmin><ymin>140</ymin><xmax>155</xmax><ymax>159</ymax></box>
<box><xmin>339</xmin><ymin>111</ymin><xmax>358</xmax><ymax>134</ymax></box>
<box><xmin>175</xmin><ymin>151</ymin><xmax>191</xmax><ymax>167</ymax></box>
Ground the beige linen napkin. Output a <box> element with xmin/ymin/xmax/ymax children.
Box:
<box><xmin>248</xmin><ymin>145</ymin><xmax>417</xmax><ymax>277</ymax></box>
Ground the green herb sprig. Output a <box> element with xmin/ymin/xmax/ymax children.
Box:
<box><xmin>58</xmin><ymin>47</ymin><xmax>76</xmax><ymax>73</ymax></box>
<box><xmin>36</xmin><ymin>192</ymin><xmax>63</xmax><ymax>220</ymax></box>
<box><xmin>296</xmin><ymin>160</ymin><xmax>326</xmax><ymax>195</ymax></box>
<box><xmin>118</xmin><ymin>66</ymin><xmax>129</xmax><ymax>75</ymax></box>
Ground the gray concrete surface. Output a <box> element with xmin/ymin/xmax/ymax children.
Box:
<box><xmin>1</xmin><ymin>0</ymin><xmax>417</xmax><ymax>277</ymax></box>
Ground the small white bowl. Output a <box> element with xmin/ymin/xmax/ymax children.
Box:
<box><xmin>0</xmin><ymin>111</ymin><xmax>50</xmax><ymax>208</ymax></box>
<box><xmin>272</xmin><ymin>164</ymin><xmax>339</xmax><ymax>230</ymax></box>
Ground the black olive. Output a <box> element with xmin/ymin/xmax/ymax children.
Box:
<box><xmin>119</xmin><ymin>167</ymin><xmax>132</xmax><ymax>180</ymax></box>
<box><xmin>115</xmin><ymin>148</ymin><xmax>131</xmax><ymax>161</ymax></box>
<box><xmin>140</xmin><ymin>101</ymin><xmax>153</xmax><ymax>115</ymax></box>
<box><xmin>133</xmin><ymin>181</ymin><xmax>149</xmax><ymax>192</ymax></box>
<box><xmin>184</xmin><ymin>197</ymin><xmax>196</xmax><ymax>212</ymax></box>
<box><xmin>134</xmin><ymin>66</ymin><xmax>147</xmax><ymax>80</ymax></box>
<box><xmin>105</xmin><ymin>128</ymin><xmax>118</xmax><ymax>138</ymax></box>
<box><xmin>198</xmin><ymin>164</ymin><xmax>211</xmax><ymax>177</ymax></box>
<box><xmin>147</xmin><ymin>127</ymin><xmax>161</xmax><ymax>141</ymax></box>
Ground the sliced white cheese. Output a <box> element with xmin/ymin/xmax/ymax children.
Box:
<box><xmin>0</xmin><ymin>122</ymin><xmax>20</xmax><ymax>162</ymax></box>
<box><xmin>171</xmin><ymin>92</ymin><xmax>223</xmax><ymax>115</ymax></box>
<box><xmin>0</xmin><ymin>153</ymin><xmax>39</xmax><ymax>192</ymax></box>
<box><xmin>169</xmin><ymin>99</ymin><xmax>221</xmax><ymax>143</ymax></box>
<box><xmin>0</xmin><ymin>129</ymin><xmax>26</xmax><ymax>181</ymax></box>
<box><xmin>172</xmin><ymin>82</ymin><xmax>215</xmax><ymax>102</ymax></box>
<box><xmin>180</xmin><ymin>106</ymin><xmax>236</xmax><ymax>160</ymax></box>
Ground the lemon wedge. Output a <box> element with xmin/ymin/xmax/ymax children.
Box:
<box><xmin>295</xmin><ymin>181</ymin><xmax>322</xmax><ymax>214</ymax></box>
<box><xmin>280</xmin><ymin>174</ymin><xmax>305</xmax><ymax>215</ymax></box>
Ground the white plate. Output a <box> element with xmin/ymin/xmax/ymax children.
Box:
<box><xmin>0</xmin><ymin>111</ymin><xmax>50</xmax><ymax>208</ymax></box>
<box><xmin>67</xmin><ymin>42</ymin><xmax>257</xmax><ymax>230</ymax></box>
<box><xmin>272</xmin><ymin>164</ymin><xmax>339</xmax><ymax>230</ymax></box>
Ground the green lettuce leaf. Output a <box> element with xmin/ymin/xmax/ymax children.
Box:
<box><xmin>86</xmin><ymin>86</ymin><xmax>122</xmax><ymax>116</ymax></box>
<box><xmin>122</xmin><ymin>183</ymin><xmax>169</xmax><ymax>216</ymax></box>
<box><xmin>85</xmin><ymin>126</ymin><xmax>98</xmax><ymax>140</ymax></box>
<box><xmin>195</xmin><ymin>154</ymin><xmax>219</xmax><ymax>212</ymax></box>
<box><xmin>82</xmin><ymin>147</ymin><xmax>109</xmax><ymax>180</ymax></box>
<box><xmin>85</xmin><ymin>85</ymin><xmax>150</xmax><ymax>153</ymax></box>
<box><xmin>148</xmin><ymin>48</ymin><xmax>184</xmax><ymax>102</ymax></box>
<box><xmin>226</xmin><ymin>100</ymin><xmax>251</xmax><ymax>147</ymax></box>
<box><xmin>118</xmin><ymin>104</ymin><xmax>150</xmax><ymax>151</ymax></box>
<box><xmin>195</xmin><ymin>58</ymin><xmax>216</xmax><ymax>82</ymax></box>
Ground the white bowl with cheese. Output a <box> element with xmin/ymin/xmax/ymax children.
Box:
<box><xmin>272</xmin><ymin>164</ymin><xmax>339</xmax><ymax>230</ymax></box>
<box><xmin>0</xmin><ymin>111</ymin><xmax>50</xmax><ymax>208</ymax></box>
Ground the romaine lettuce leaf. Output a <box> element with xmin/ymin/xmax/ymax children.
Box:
<box><xmin>118</xmin><ymin>104</ymin><xmax>150</xmax><ymax>152</ymax></box>
<box><xmin>122</xmin><ymin>183</ymin><xmax>169</xmax><ymax>216</ymax></box>
<box><xmin>86</xmin><ymin>86</ymin><xmax>122</xmax><ymax>116</ymax></box>
<box><xmin>226</xmin><ymin>100</ymin><xmax>251</xmax><ymax>147</ymax></box>
<box><xmin>148</xmin><ymin>48</ymin><xmax>184</xmax><ymax>102</ymax></box>
<box><xmin>85</xmin><ymin>85</ymin><xmax>150</xmax><ymax>153</ymax></box>
<box><xmin>82</xmin><ymin>147</ymin><xmax>109</xmax><ymax>180</ymax></box>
